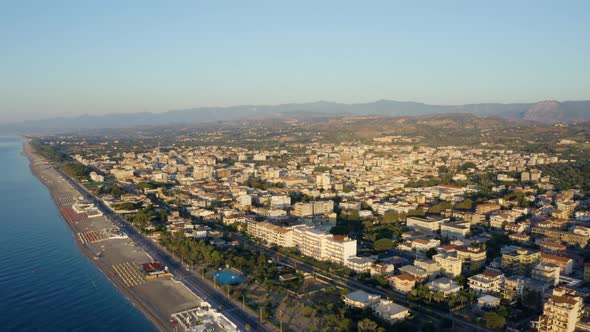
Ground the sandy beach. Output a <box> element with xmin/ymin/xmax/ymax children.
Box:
<box><xmin>23</xmin><ymin>140</ymin><xmax>214</xmax><ymax>332</ymax></box>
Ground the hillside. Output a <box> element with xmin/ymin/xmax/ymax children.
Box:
<box><xmin>2</xmin><ymin>99</ymin><xmax>589</xmax><ymax>134</ymax></box>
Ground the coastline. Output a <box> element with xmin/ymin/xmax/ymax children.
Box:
<box><xmin>23</xmin><ymin>140</ymin><xmax>175</xmax><ymax>332</ymax></box>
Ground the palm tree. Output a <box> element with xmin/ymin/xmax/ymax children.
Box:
<box><xmin>433</xmin><ymin>291</ymin><xmax>445</xmax><ymax>303</ymax></box>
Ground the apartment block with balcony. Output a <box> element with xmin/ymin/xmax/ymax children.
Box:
<box><xmin>536</xmin><ymin>288</ymin><xmax>583</xmax><ymax>332</ymax></box>
<box><xmin>432</xmin><ymin>253</ymin><xmax>462</xmax><ymax>278</ymax></box>
<box><xmin>501</xmin><ymin>247</ymin><xmax>541</xmax><ymax>274</ymax></box>
<box><xmin>468</xmin><ymin>270</ymin><xmax>504</xmax><ymax>295</ymax></box>
<box><xmin>540</xmin><ymin>252</ymin><xmax>573</xmax><ymax>275</ymax></box>
<box><xmin>246</xmin><ymin>221</ymin><xmax>295</xmax><ymax>248</ymax></box>
<box><xmin>455</xmin><ymin>245</ymin><xmax>487</xmax><ymax>272</ymax></box>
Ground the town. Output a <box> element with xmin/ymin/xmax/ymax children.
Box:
<box><xmin>31</xmin><ymin>120</ymin><xmax>590</xmax><ymax>332</ymax></box>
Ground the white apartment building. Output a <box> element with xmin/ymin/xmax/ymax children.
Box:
<box><xmin>346</xmin><ymin>256</ymin><xmax>376</xmax><ymax>273</ymax></box>
<box><xmin>246</xmin><ymin>222</ymin><xmax>294</xmax><ymax>248</ymax></box>
<box><xmin>237</xmin><ymin>195</ymin><xmax>252</xmax><ymax>207</ymax></box>
<box><xmin>468</xmin><ymin>270</ymin><xmax>504</xmax><ymax>295</ymax></box>
<box><xmin>411</xmin><ymin>238</ymin><xmax>440</xmax><ymax>258</ymax></box>
<box><xmin>406</xmin><ymin>216</ymin><xmax>448</xmax><ymax>232</ymax></box>
<box><xmin>427</xmin><ymin>277</ymin><xmax>462</xmax><ymax>297</ymax></box>
<box><xmin>440</xmin><ymin>222</ymin><xmax>470</xmax><ymax>240</ymax></box>
<box><xmin>292</xmin><ymin>200</ymin><xmax>334</xmax><ymax>217</ymax></box>
<box><xmin>293</xmin><ymin>226</ymin><xmax>325</xmax><ymax>259</ymax></box>
<box><xmin>293</xmin><ymin>226</ymin><xmax>357</xmax><ymax>265</ymax></box>
<box><xmin>531</xmin><ymin>263</ymin><xmax>560</xmax><ymax>286</ymax></box>
<box><xmin>433</xmin><ymin>253</ymin><xmax>462</xmax><ymax>277</ymax></box>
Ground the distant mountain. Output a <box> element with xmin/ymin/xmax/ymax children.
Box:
<box><xmin>2</xmin><ymin>99</ymin><xmax>589</xmax><ymax>134</ymax></box>
<box><xmin>523</xmin><ymin>100</ymin><xmax>590</xmax><ymax>123</ymax></box>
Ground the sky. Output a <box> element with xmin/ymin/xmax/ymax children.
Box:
<box><xmin>1</xmin><ymin>0</ymin><xmax>589</xmax><ymax>122</ymax></box>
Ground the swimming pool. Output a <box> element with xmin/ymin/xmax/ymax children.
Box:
<box><xmin>211</xmin><ymin>270</ymin><xmax>245</xmax><ymax>285</ymax></box>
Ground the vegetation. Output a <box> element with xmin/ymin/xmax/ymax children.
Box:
<box><xmin>483</xmin><ymin>312</ymin><xmax>506</xmax><ymax>329</ymax></box>
<box><xmin>454</xmin><ymin>198</ymin><xmax>474</xmax><ymax>211</ymax></box>
<box><xmin>242</xmin><ymin>176</ymin><xmax>285</xmax><ymax>190</ymax></box>
<box><xmin>373</xmin><ymin>238</ymin><xmax>394</xmax><ymax>251</ymax></box>
<box><xmin>538</xmin><ymin>157</ymin><xmax>590</xmax><ymax>195</ymax></box>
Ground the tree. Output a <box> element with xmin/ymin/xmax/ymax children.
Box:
<box><xmin>455</xmin><ymin>198</ymin><xmax>474</xmax><ymax>211</ymax></box>
<box><xmin>428</xmin><ymin>201</ymin><xmax>452</xmax><ymax>214</ymax></box>
<box><xmin>374</xmin><ymin>238</ymin><xmax>394</xmax><ymax>251</ymax></box>
<box><xmin>459</xmin><ymin>162</ymin><xmax>477</xmax><ymax>171</ymax></box>
<box><xmin>357</xmin><ymin>318</ymin><xmax>378</xmax><ymax>332</ymax></box>
<box><xmin>483</xmin><ymin>312</ymin><xmax>506</xmax><ymax>329</ymax></box>
<box><xmin>339</xmin><ymin>318</ymin><xmax>353</xmax><ymax>332</ymax></box>
<box><xmin>382</xmin><ymin>210</ymin><xmax>401</xmax><ymax>223</ymax></box>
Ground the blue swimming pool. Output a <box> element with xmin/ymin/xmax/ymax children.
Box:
<box><xmin>211</xmin><ymin>270</ymin><xmax>245</xmax><ymax>285</ymax></box>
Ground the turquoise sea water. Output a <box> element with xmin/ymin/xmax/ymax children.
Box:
<box><xmin>0</xmin><ymin>137</ymin><xmax>157</xmax><ymax>332</ymax></box>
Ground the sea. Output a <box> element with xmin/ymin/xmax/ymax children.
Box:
<box><xmin>0</xmin><ymin>137</ymin><xmax>157</xmax><ymax>332</ymax></box>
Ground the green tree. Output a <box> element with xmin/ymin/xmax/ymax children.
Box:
<box><xmin>483</xmin><ymin>312</ymin><xmax>506</xmax><ymax>329</ymax></box>
<box><xmin>455</xmin><ymin>198</ymin><xmax>474</xmax><ymax>210</ymax></box>
<box><xmin>357</xmin><ymin>318</ymin><xmax>378</xmax><ymax>332</ymax></box>
<box><xmin>374</xmin><ymin>238</ymin><xmax>394</xmax><ymax>251</ymax></box>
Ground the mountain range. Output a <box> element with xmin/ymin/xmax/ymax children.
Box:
<box><xmin>3</xmin><ymin>99</ymin><xmax>589</xmax><ymax>133</ymax></box>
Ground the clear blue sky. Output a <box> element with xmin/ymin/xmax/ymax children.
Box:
<box><xmin>1</xmin><ymin>0</ymin><xmax>589</xmax><ymax>122</ymax></box>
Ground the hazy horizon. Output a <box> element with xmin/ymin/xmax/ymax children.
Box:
<box><xmin>1</xmin><ymin>0</ymin><xmax>589</xmax><ymax>122</ymax></box>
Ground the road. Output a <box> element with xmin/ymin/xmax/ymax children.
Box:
<box><xmin>57</xmin><ymin>168</ymin><xmax>275</xmax><ymax>332</ymax></box>
<box><xmin>61</xmin><ymin>166</ymin><xmax>488</xmax><ymax>332</ymax></box>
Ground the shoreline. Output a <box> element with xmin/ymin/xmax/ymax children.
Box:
<box><xmin>23</xmin><ymin>140</ymin><xmax>169</xmax><ymax>332</ymax></box>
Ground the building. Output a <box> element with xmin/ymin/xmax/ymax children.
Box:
<box><xmin>502</xmin><ymin>247</ymin><xmax>541</xmax><ymax>274</ymax></box>
<box><xmin>476</xmin><ymin>203</ymin><xmax>501</xmax><ymax>215</ymax></box>
<box><xmin>323</xmin><ymin>235</ymin><xmax>357</xmax><ymax>265</ymax></box>
<box><xmin>414</xmin><ymin>259</ymin><xmax>441</xmax><ymax>279</ymax></box>
<box><xmin>89</xmin><ymin>171</ymin><xmax>104</xmax><ymax>182</ymax></box>
<box><xmin>468</xmin><ymin>270</ymin><xmax>504</xmax><ymax>295</ymax></box>
<box><xmin>293</xmin><ymin>226</ymin><xmax>325</xmax><ymax>259</ymax></box>
<box><xmin>540</xmin><ymin>252</ymin><xmax>573</xmax><ymax>275</ymax></box>
<box><xmin>411</xmin><ymin>238</ymin><xmax>440</xmax><ymax>258</ymax></box>
<box><xmin>111</xmin><ymin>168</ymin><xmax>134</xmax><ymax>181</ymax></box>
<box><xmin>292</xmin><ymin>200</ymin><xmax>334</xmax><ymax>217</ymax></box>
<box><xmin>532</xmin><ymin>227</ymin><xmax>589</xmax><ymax>247</ymax></box>
<box><xmin>406</xmin><ymin>216</ymin><xmax>448</xmax><ymax>232</ymax></box>
<box><xmin>398</xmin><ymin>265</ymin><xmax>428</xmax><ymax>281</ymax></box>
<box><xmin>246</xmin><ymin>222</ymin><xmax>295</xmax><ymax>248</ymax></box>
<box><xmin>433</xmin><ymin>253</ymin><xmax>462</xmax><ymax>277</ymax></box>
<box><xmin>455</xmin><ymin>245</ymin><xmax>487</xmax><ymax>272</ymax></box>
<box><xmin>536</xmin><ymin>288</ymin><xmax>583</xmax><ymax>332</ymax></box>
<box><xmin>237</xmin><ymin>195</ymin><xmax>252</xmax><ymax>207</ymax></box>
<box><xmin>372</xmin><ymin>300</ymin><xmax>410</xmax><ymax>324</ymax></box>
<box><xmin>427</xmin><ymin>277</ymin><xmax>462</xmax><ymax>297</ymax></box>
<box><xmin>440</xmin><ymin>222</ymin><xmax>470</xmax><ymax>240</ymax></box>
<box><xmin>292</xmin><ymin>226</ymin><xmax>357</xmax><ymax>265</ymax></box>
<box><xmin>531</xmin><ymin>263</ymin><xmax>560</xmax><ymax>286</ymax></box>
<box><xmin>346</xmin><ymin>256</ymin><xmax>376</xmax><ymax>273</ymax></box>
<box><xmin>503</xmin><ymin>276</ymin><xmax>526</xmax><ymax>301</ymax></box>
<box><xmin>478</xmin><ymin>295</ymin><xmax>501</xmax><ymax>308</ymax></box>
<box><xmin>390</xmin><ymin>273</ymin><xmax>417</xmax><ymax>293</ymax></box>
<box><xmin>343</xmin><ymin>290</ymin><xmax>380</xmax><ymax>308</ymax></box>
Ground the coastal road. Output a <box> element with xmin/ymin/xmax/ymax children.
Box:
<box><xmin>59</xmin><ymin>166</ymin><xmax>486</xmax><ymax>332</ymax></box>
<box><xmin>56</xmin><ymin>168</ymin><xmax>275</xmax><ymax>332</ymax></box>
